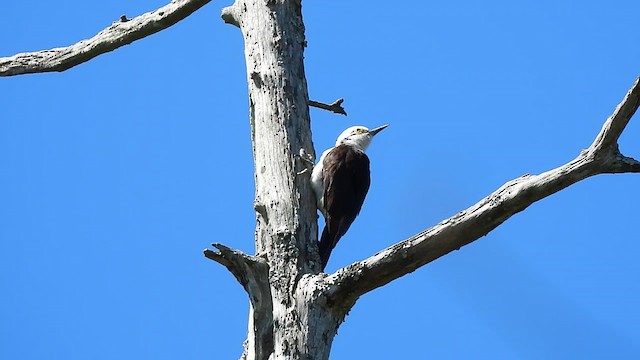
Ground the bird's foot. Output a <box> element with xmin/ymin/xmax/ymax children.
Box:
<box><xmin>295</xmin><ymin>148</ymin><xmax>315</xmax><ymax>175</ymax></box>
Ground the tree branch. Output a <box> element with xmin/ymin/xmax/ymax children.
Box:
<box><xmin>589</xmin><ymin>77</ymin><xmax>640</xmax><ymax>153</ymax></box>
<box><xmin>204</xmin><ymin>243</ymin><xmax>268</xmax><ymax>290</ymax></box>
<box><xmin>309</xmin><ymin>98</ymin><xmax>347</xmax><ymax>116</ymax></box>
<box><xmin>324</xmin><ymin>77</ymin><xmax>640</xmax><ymax>304</ymax></box>
<box><xmin>0</xmin><ymin>0</ymin><xmax>212</xmax><ymax>77</ymax></box>
<box><xmin>204</xmin><ymin>243</ymin><xmax>273</xmax><ymax>359</ymax></box>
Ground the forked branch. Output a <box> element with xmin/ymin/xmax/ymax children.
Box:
<box><xmin>324</xmin><ymin>77</ymin><xmax>640</xmax><ymax>304</ymax></box>
<box><xmin>0</xmin><ymin>0</ymin><xmax>212</xmax><ymax>76</ymax></box>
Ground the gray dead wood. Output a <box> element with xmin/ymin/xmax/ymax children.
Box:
<box><xmin>0</xmin><ymin>0</ymin><xmax>212</xmax><ymax>76</ymax></box>
<box><xmin>324</xmin><ymin>77</ymin><xmax>640</xmax><ymax>305</ymax></box>
<box><xmin>212</xmin><ymin>1</ymin><xmax>336</xmax><ymax>359</ymax></box>
<box><xmin>309</xmin><ymin>99</ymin><xmax>347</xmax><ymax>116</ymax></box>
<box><xmin>210</xmin><ymin>1</ymin><xmax>640</xmax><ymax>357</ymax></box>
<box><xmin>3</xmin><ymin>0</ymin><xmax>638</xmax><ymax>358</ymax></box>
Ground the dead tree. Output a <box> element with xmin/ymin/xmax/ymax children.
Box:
<box><xmin>2</xmin><ymin>0</ymin><xmax>639</xmax><ymax>359</ymax></box>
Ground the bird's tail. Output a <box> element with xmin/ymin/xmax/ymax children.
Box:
<box><xmin>318</xmin><ymin>225</ymin><xmax>339</xmax><ymax>271</ymax></box>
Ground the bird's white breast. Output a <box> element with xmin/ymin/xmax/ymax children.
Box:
<box><xmin>311</xmin><ymin>148</ymin><xmax>332</xmax><ymax>216</ymax></box>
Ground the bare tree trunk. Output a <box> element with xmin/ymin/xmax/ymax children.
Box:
<box><xmin>2</xmin><ymin>1</ymin><xmax>639</xmax><ymax>359</ymax></box>
<box><xmin>219</xmin><ymin>1</ymin><xmax>340</xmax><ymax>359</ymax></box>
<box><xmin>210</xmin><ymin>1</ymin><xmax>640</xmax><ymax>359</ymax></box>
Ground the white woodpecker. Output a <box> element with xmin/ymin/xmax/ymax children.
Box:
<box><xmin>311</xmin><ymin>124</ymin><xmax>389</xmax><ymax>270</ymax></box>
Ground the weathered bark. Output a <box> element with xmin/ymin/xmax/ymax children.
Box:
<box><xmin>206</xmin><ymin>72</ymin><xmax>640</xmax><ymax>359</ymax></box>
<box><xmin>215</xmin><ymin>1</ymin><xmax>340</xmax><ymax>359</ymax></box>
<box><xmin>0</xmin><ymin>0</ymin><xmax>213</xmax><ymax>76</ymax></box>
<box><xmin>2</xmin><ymin>1</ymin><xmax>639</xmax><ymax>359</ymax></box>
<box><xmin>208</xmin><ymin>0</ymin><xmax>640</xmax><ymax>356</ymax></box>
<box><xmin>324</xmin><ymin>77</ymin><xmax>640</xmax><ymax>304</ymax></box>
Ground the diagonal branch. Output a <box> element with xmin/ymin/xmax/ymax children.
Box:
<box><xmin>0</xmin><ymin>0</ymin><xmax>212</xmax><ymax>77</ymax></box>
<box><xmin>324</xmin><ymin>77</ymin><xmax>640</xmax><ymax>304</ymax></box>
<box><xmin>309</xmin><ymin>98</ymin><xmax>347</xmax><ymax>116</ymax></box>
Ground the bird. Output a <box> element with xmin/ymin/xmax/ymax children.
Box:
<box><xmin>311</xmin><ymin>124</ymin><xmax>388</xmax><ymax>270</ymax></box>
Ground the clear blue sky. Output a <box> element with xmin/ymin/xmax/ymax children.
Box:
<box><xmin>2</xmin><ymin>1</ymin><xmax>640</xmax><ymax>359</ymax></box>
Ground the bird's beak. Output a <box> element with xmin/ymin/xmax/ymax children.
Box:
<box><xmin>369</xmin><ymin>124</ymin><xmax>389</xmax><ymax>136</ymax></box>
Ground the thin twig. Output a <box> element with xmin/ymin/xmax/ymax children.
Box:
<box><xmin>309</xmin><ymin>98</ymin><xmax>347</xmax><ymax>116</ymax></box>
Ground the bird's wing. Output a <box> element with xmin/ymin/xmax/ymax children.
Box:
<box><xmin>322</xmin><ymin>144</ymin><xmax>371</xmax><ymax>249</ymax></box>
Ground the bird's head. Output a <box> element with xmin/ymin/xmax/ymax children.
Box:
<box><xmin>335</xmin><ymin>124</ymin><xmax>389</xmax><ymax>150</ymax></box>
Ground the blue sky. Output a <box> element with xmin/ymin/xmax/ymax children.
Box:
<box><xmin>2</xmin><ymin>1</ymin><xmax>640</xmax><ymax>359</ymax></box>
